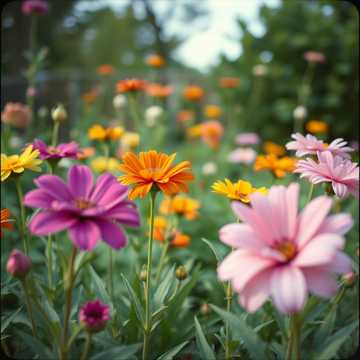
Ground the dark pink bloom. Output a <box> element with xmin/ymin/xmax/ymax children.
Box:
<box><xmin>295</xmin><ymin>151</ymin><xmax>359</xmax><ymax>199</ymax></box>
<box><xmin>304</xmin><ymin>51</ymin><xmax>326</xmax><ymax>63</ymax></box>
<box><xmin>218</xmin><ymin>183</ymin><xmax>353</xmax><ymax>314</ymax></box>
<box><xmin>33</xmin><ymin>139</ymin><xmax>79</xmax><ymax>160</ymax></box>
<box><xmin>6</xmin><ymin>249</ymin><xmax>32</xmax><ymax>279</ymax></box>
<box><xmin>79</xmin><ymin>300</ymin><xmax>110</xmax><ymax>333</ymax></box>
<box><xmin>22</xmin><ymin>0</ymin><xmax>49</xmax><ymax>15</ymax></box>
<box><xmin>24</xmin><ymin>165</ymin><xmax>140</xmax><ymax>251</ymax></box>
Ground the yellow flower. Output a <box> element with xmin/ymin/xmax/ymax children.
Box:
<box><xmin>306</xmin><ymin>120</ymin><xmax>329</xmax><ymax>134</ymax></box>
<box><xmin>88</xmin><ymin>125</ymin><xmax>124</xmax><ymax>141</ymax></box>
<box><xmin>159</xmin><ymin>195</ymin><xmax>200</xmax><ymax>220</ymax></box>
<box><xmin>121</xmin><ymin>132</ymin><xmax>140</xmax><ymax>149</ymax></box>
<box><xmin>263</xmin><ymin>141</ymin><xmax>286</xmax><ymax>156</ymax></box>
<box><xmin>90</xmin><ymin>157</ymin><xmax>120</xmax><ymax>173</ymax></box>
<box><xmin>211</xmin><ymin>178</ymin><xmax>267</xmax><ymax>203</ymax></box>
<box><xmin>254</xmin><ymin>154</ymin><xmax>297</xmax><ymax>178</ymax></box>
<box><xmin>204</xmin><ymin>105</ymin><xmax>222</xmax><ymax>119</ymax></box>
<box><xmin>1</xmin><ymin>145</ymin><xmax>42</xmax><ymax>182</ymax></box>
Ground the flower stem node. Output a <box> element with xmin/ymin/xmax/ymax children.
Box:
<box><xmin>175</xmin><ymin>266</ymin><xmax>188</xmax><ymax>281</ymax></box>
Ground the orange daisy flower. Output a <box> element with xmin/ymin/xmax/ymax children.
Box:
<box><xmin>254</xmin><ymin>154</ymin><xmax>297</xmax><ymax>178</ymax></box>
<box><xmin>187</xmin><ymin>121</ymin><xmax>224</xmax><ymax>149</ymax></box>
<box><xmin>146</xmin><ymin>83</ymin><xmax>173</xmax><ymax>98</ymax></box>
<box><xmin>116</xmin><ymin>79</ymin><xmax>146</xmax><ymax>93</ymax></box>
<box><xmin>1</xmin><ymin>208</ymin><xmax>14</xmax><ymax>237</ymax></box>
<box><xmin>263</xmin><ymin>141</ymin><xmax>286</xmax><ymax>156</ymax></box>
<box><xmin>183</xmin><ymin>85</ymin><xmax>204</xmax><ymax>102</ymax></box>
<box><xmin>96</xmin><ymin>64</ymin><xmax>115</xmax><ymax>76</ymax></box>
<box><xmin>118</xmin><ymin>150</ymin><xmax>194</xmax><ymax>200</ymax></box>
<box><xmin>146</xmin><ymin>54</ymin><xmax>166</xmax><ymax>68</ymax></box>
<box><xmin>219</xmin><ymin>77</ymin><xmax>240</xmax><ymax>88</ymax></box>
<box><xmin>306</xmin><ymin>120</ymin><xmax>329</xmax><ymax>134</ymax></box>
<box><xmin>176</xmin><ymin>110</ymin><xmax>194</xmax><ymax>123</ymax></box>
<box><xmin>159</xmin><ymin>195</ymin><xmax>200</xmax><ymax>220</ymax></box>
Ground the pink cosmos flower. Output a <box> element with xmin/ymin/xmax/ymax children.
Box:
<box><xmin>32</xmin><ymin>139</ymin><xmax>79</xmax><ymax>160</ymax></box>
<box><xmin>286</xmin><ymin>133</ymin><xmax>353</xmax><ymax>158</ymax></box>
<box><xmin>218</xmin><ymin>183</ymin><xmax>353</xmax><ymax>314</ymax></box>
<box><xmin>295</xmin><ymin>151</ymin><xmax>359</xmax><ymax>199</ymax></box>
<box><xmin>79</xmin><ymin>300</ymin><xmax>110</xmax><ymax>333</ymax></box>
<box><xmin>6</xmin><ymin>249</ymin><xmax>32</xmax><ymax>279</ymax></box>
<box><xmin>228</xmin><ymin>147</ymin><xmax>257</xmax><ymax>164</ymax></box>
<box><xmin>22</xmin><ymin>0</ymin><xmax>49</xmax><ymax>15</ymax></box>
<box><xmin>235</xmin><ymin>133</ymin><xmax>260</xmax><ymax>146</ymax></box>
<box><xmin>24</xmin><ymin>165</ymin><xmax>140</xmax><ymax>251</ymax></box>
<box><xmin>304</xmin><ymin>51</ymin><xmax>326</xmax><ymax>63</ymax></box>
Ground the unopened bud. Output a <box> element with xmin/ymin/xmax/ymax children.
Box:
<box><xmin>175</xmin><ymin>266</ymin><xmax>188</xmax><ymax>281</ymax></box>
<box><xmin>343</xmin><ymin>272</ymin><xmax>356</xmax><ymax>288</ymax></box>
<box><xmin>6</xmin><ymin>249</ymin><xmax>32</xmax><ymax>279</ymax></box>
<box><xmin>51</xmin><ymin>104</ymin><xmax>67</xmax><ymax>122</ymax></box>
<box><xmin>200</xmin><ymin>303</ymin><xmax>211</xmax><ymax>316</ymax></box>
<box><xmin>140</xmin><ymin>266</ymin><xmax>147</xmax><ymax>282</ymax></box>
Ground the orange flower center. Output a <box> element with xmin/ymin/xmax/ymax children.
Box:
<box><xmin>139</xmin><ymin>167</ymin><xmax>166</xmax><ymax>181</ymax></box>
<box><xmin>47</xmin><ymin>146</ymin><xmax>60</xmax><ymax>154</ymax></box>
<box><xmin>75</xmin><ymin>198</ymin><xmax>95</xmax><ymax>210</ymax></box>
<box><xmin>275</xmin><ymin>241</ymin><xmax>297</xmax><ymax>261</ymax></box>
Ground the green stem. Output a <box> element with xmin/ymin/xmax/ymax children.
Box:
<box><xmin>128</xmin><ymin>94</ymin><xmax>141</xmax><ymax>131</ymax></box>
<box><xmin>52</xmin><ymin>121</ymin><xmax>60</xmax><ymax>147</ymax></box>
<box><xmin>47</xmin><ymin>234</ymin><xmax>53</xmax><ymax>290</ymax></box>
<box><xmin>21</xmin><ymin>279</ymin><xmax>37</xmax><ymax>338</ymax></box>
<box><xmin>307</xmin><ymin>183</ymin><xmax>314</xmax><ymax>204</ymax></box>
<box><xmin>108</xmin><ymin>247</ymin><xmax>114</xmax><ymax>299</ymax></box>
<box><xmin>142</xmin><ymin>191</ymin><xmax>157</xmax><ymax>360</ymax></box>
<box><xmin>80</xmin><ymin>332</ymin><xmax>92</xmax><ymax>360</ymax></box>
<box><xmin>61</xmin><ymin>246</ymin><xmax>77</xmax><ymax>360</ymax></box>
<box><xmin>224</xmin><ymin>280</ymin><xmax>232</xmax><ymax>360</ymax></box>
<box><xmin>15</xmin><ymin>177</ymin><xmax>29</xmax><ymax>255</ymax></box>
<box><xmin>155</xmin><ymin>241</ymin><xmax>170</xmax><ymax>284</ymax></box>
<box><xmin>286</xmin><ymin>313</ymin><xmax>301</xmax><ymax>360</ymax></box>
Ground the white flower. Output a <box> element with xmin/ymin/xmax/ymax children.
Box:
<box><xmin>113</xmin><ymin>94</ymin><xmax>127</xmax><ymax>110</ymax></box>
<box><xmin>9</xmin><ymin>136</ymin><xmax>23</xmax><ymax>149</ymax></box>
<box><xmin>202</xmin><ymin>162</ymin><xmax>217</xmax><ymax>175</ymax></box>
<box><xmin>145</xmin><ymin>106</ymin><xmax>163</xmax><ymax>127</ymax></box>
<box><xmin>293</xmin><ymin>106</ymin><xmax>307</xmax><ymax>120</ymax></box>
<box><xmin>252</xmin><ymin>64</ymin><xmax>268</xmax><ymax>76</ymax></box>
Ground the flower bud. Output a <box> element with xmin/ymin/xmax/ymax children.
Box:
<box><xmin>79</xmin><ymin>300</ymin><xmax>110</xmax><ymax>333</ymax></box>
<box><xmin>51</xmin><ymin>104</ymin><xmax>67</xmax><ymax>123</ymax></box>
<box><xmin>343</xmin><ymin>272</ymin><xmax>356</xmax><ymax>288</ymax></box>
<box><xmin>200</xmin><ymin>303</ymin><xmax>211</xmax><ymax>316</ymax></box>
<box><xmin>6</xmin><ymin>249</ymin><xmax>32</xmax><ymax>279</ymax></box>
<box><xmin>293</xmin><ymin>106</ymin><xmax>307</xmax><ymax>121</ymax></box>
<box><xmin>140</xmin><ymin>266</ymin><xmax>147</xmax><ymax>282</ymax></box>
<box><xmin>113</xmin><ymin>94</ymin><xmax>127</xmax><ymax>110</ymax></box>
<box><xmin>145</xmin><ymin>106</ymin><xmax>163</xmax><ymax>127</ymax></box>
<box><xmin>175</xmin><ymin>266</ymin><xmax>188</xmax><ymax>281</ymax></box>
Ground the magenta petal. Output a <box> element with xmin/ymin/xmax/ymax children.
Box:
<box><xmin>90</xmin><ymin>173</ymin><xmax>118</xmax><ymax>203</ymax></box>
<box><xmin>68</xmin><ymin>165</ymin><xmax>94</xmax><ymax>199</ymax></box>
<box><xmin>23</xmin><ymin>189</ymin><xmax>55</xmax><ymax>208</ymax></box>
<box><xmin>29</xmin><ymin>211</ymin><xmax>77</xmax><ymax>236</ymax></box>
<box><xmin>97</xmin><ymin>184</ymin><xmax>128</xmax><ymax>208</ymax></box>
<box><xmin>35</xmin><ymin>175</ymin><xmax>72</xmax><ymax>201</ymax></box>
<box><xmin>94</xmin><ymin>219</ymin><xmax>127</xmax><ymax>249</ymax></box>
<box><xmin>103</xmin><ymin>205</ymin><xmax>140</xmax><ymax>227</ymax></box>
<box><xmin>68</xmin><ymin>220</ymin><xmax>100</xmax><ymax>251</ymax></box>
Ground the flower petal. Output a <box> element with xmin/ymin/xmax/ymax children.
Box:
<box><xmin>219</xmin><ymin>223</ymin><xmax>263</xmax><ymax>249</ymax></box>
<box><xmin>68</xmin><ymin>165</ymin><xmax>94</xmax><ymax>199</ymax></box>
<box><xmin>35</xmin><ymin>175</ymin><xmax>72</xmax><ymax>201</ymax></box>
<box><xmin>68</xmin><ymin>219</ymin><xmax>100</xmax><ymax>251</ymax></box>
<box><xmin>317</xmin><ymin>213</ymin><xmax>353</xmax><ymax>236</ymax></box>
<box><xmin>23</xmin><ymin>189</ymin><xmax>56</xmax><ymax>209</ymax></box>
<box><xmin>302</xmin><ymin>269</ymin><xmax>338</xmax><ymax>298</ymax></box>
<box><xmin>29</xmin><ymin>211</ymin><xmax>76</xmax><ymax>236</ymax></box>
<box><xmin>94</xmin><ymin>219</ymin><xmax>127</xmax><ymax>249</ymax></box>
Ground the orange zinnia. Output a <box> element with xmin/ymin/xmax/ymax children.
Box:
<box><xmin>118</xmin><ymin>150</ymin><xmax>194</xmax><ymax>200</ymax></box>
<box><xmin>187</xmin><ymin>121</ymin><xmax>224</xmax><ymax>149</ymax></box>
<box><xmin>146</xmin><ymin>54</ymin><xmax>166</xmax><ymax>68</ymax></box>
<box><xmin>219</xmin><ymin>77</ymin><xmax>240</xmax><ymax>88</ymax></box>
<box><xmin>176</xmin><ymin>110</ymin><xmax>194</xmax><ymax>123</ymax></box>
<box><xmin>183</xmin><ymin>85</ymin><xmax>204</xmax><ymax>102</ymax></box>
<box><xmin>1</xmin><ymin>208</ymin><xmax>14</xmax><ymax>236</ymax></box>
<box><xmin>146</xmin><ymin>83</ymin><xmax>173</xmax><ymax>98</ymax></box>
<box><xmin>82</xmin><ymin>90</ymin><xmax>98</xmax><ymax>104</ymax></box>
<box><xmin>96</xmin><ymin>64</ymin><xmax>115</xmax><ymax>76</ymax></box>
<box><xmin>254</xmin><ymin>154</ymin><xmax>297</xmax><ymax>178</ymax></box>
<box><xmin>116</xmin><ymin>79</ymin><xmax>146</xmax><ymax>93</ymax></box>
<box><xmin>159</xmin><ymin>195</ymin><xmax>200</xmax><ymax>220</ymax></box>
<box><xmin>263</xmin><ymin>141</ymin><xmax>286</xmax><ymax>156</ymax></box>
<box><xmin>306</xmin><ymin>120</ymin><xmax>329</xmax><ymax>134</ymax></box>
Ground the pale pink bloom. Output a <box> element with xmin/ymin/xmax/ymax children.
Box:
<box><xmin>295</xmin><ymin>151</ymin><xmax>359</xmax><ymax>199</ymax></box>
<box><xmin>1</xmin><ymin>102</ymin><xmax>32</xmax><ymax>128</ymax></box>
<box><xmin>228</xmin><ymin>148</ymin><xmax>257</xmax><ymax>164</ymax></box>
<box><xmin>218</xmin><ymin>183</ymin><xmax>353</xmax><ymax>314</ymax></box>
<box><xmin>235</xmin><ymin>133</ymin><xmax>260</xmax><ymax>146</ymax></box>
<box><xmin>286</xmin><ymin>133</ymin><xmax>353</xmax><ymax>158</ymax></box>
<box><xmin>304</xmin><ymin>51</ymin><xmax>326</xmax><ymax>63</ymax></box>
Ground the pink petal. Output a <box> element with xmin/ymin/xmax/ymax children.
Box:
<box><xmin>68</xmin><ymin>220</ymin><xmax>100</xmax><ymax>251</ymax></box>
<box><xmin>23</xmin><ymin>189</ymin><xmax>56</xmax><ymax>209</ymax></box>
<box><xmin>270</xmin><ymin>266</ymin><xmax>307</xmax><ymax>314</ymax></box>
<box><xmin>29</xmin><ymin>210</ymin><xmax>77</xmax><ymax>236</ymax></box>
<box><xmin>239</xmin><ymin>269</ymin><xmax>273</xmax><ymax>313</ymax></box>
<box><xmin>332</xmin><ymin>182</ymin><xmax>348</xmax><ymax>198</ymax></box>
<box><xmin>94</xmin><ymin>218</ymin><xmax>127</xmax><ymax>249</ymax></box>
<box><xmin>302</xmin><ymin>269</ymin><xmax>338</xmax><ymax>298</ymax></box>
<box><xmin>219</xmin><ymin>223</ymin><xmax>263</xmax><ymax>249</ymax></box>
<box><xmin>317</xmin><ymin>213</ymin><xmax>353</xmax><ymax>235</ymax></box>
<box><xmin>103</xmin><ymin>205</ymin><xmax>140</xmax><ymax>227</ymax></box>
<box><xmin>97</xmin><ymin>184</ymin><xmax>128</xmax><ymax>208</ymax></box>
<box><xmin>286</xmin><ymin>183</ymin><xmax>300</xmax><ymax>239</ymax></box>
<box><xmin>326</xmin><ymin>252</ymin><xmax>352</xmax><ymax>274</ymax></box>
<box><xmin>68</xmin><ymin>165</ymin><xmax>93</xmax><ymax>199</ymax></box>
<box><xmin>296</xmin><ymin>196</ymin><xmax>333</xmax><ymax>248</ymax></box>
<box><xmin>35</xmin><ymin>175</ymin><xmax>72</xmax><ymax>201</ymax></box>
<box><xmin>90</xmin><ymin>173</ymin><xmax>117</xmax><ymax>202</ymax></box>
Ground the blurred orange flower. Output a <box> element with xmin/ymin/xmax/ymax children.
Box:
<box><xmin>183</xmin><ymin>85</ymin><xmax>204</xmax><ymax>101</ymax></box>
<box><xmin>306</xmin><ymin>120</ymin><xmax>329</xmax><ymax>134</ymax></box>
<box><xmin>96</xmin><ymin>64</ymin><xmax>115</xmax><ymax>76</ymax></box>
<box><xmin>254</xmin><ymin>154</ymin><xmax>297</xmax><ymax>178</ymax></box>
<box><xmin>88</xmin><ymin>125</ymin><xmax>124</xmax><ymax>141</ymax></box>
<box><xmin>159</xmin><ymin>195</ymin><xmax>200</xmax><ymax>220</ymax></box>
<box><xmin>1</xmin><ymin>208</ymin><xmax>14</xmax><ymax>237</ymax></box>
<box><xmin>219</xmin><ymin>77</ymin><xmax>240</xmax><ymax>88</ymax></box>
<box><xmin>187</xmin><ymin>121</ymin><xmax>224</xmax><ymax>149</ymax></box>
<box><xmin>176</xmin><ymin>110</ymin><xmax>194</xmax><ymax>123</ymax></box>
<box><xmin>146</xmin><ymin>83</ymin><xmax>173</xmax><ymax>98</ymax></box>
<box><xmin>116</xmin><ymin>79</ymin><xmax>147</xmax><ymax>93</ymax></box>
<box><xmin>146</xmin><ymin>54</ymin><xmax>166</xmax><ymax>68</ymax></box>
<box><xmin>263</xmin><ymin>141</ymin><xmax>286</xmax><ymax>156</ymax></box>
<box><xmin>204</xmin><ymin>105</ymin><xmax>222</xmax><ymax>119</ymax></box>
<box><xmin>171</xmin><ymin>232</ymin><xmax>191</xmax><ymax>248</ymax></box>
<box><xmin>77</xmin><ymin>147</ymin><xmax>96</xmax><ymax>160</ymax></box>
<box><xmin>118</xmin><ymin>151</ymin><xmax>194</xmax><ymax>200</ymax></box>
<box><xmin>82</xmin><ymin>90</ymin><xmax>98</xmax><ymax>105</ymax></box>
<box><xmin>1</xmin><ymin>102</ymin><xmax>32</xmax><ymax>128</ymax></box>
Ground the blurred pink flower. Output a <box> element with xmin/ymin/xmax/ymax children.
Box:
<box><xmin>6</xmin><ymin>249</ymin><xmax>32</xmax><ymax>279</ymax></box>
<box><xmin>33</xmin><ymin>139</ymin><xmax>79</xmax><ymax>160</ymax></box>
<box><xmin>295</xmin><ymin>151</ymin><xmax>359</xmax><ymax>199</ymax></box>
<box><xmin>304</xmin><ymin>51</ymin><xmax>326</xmax><ymax>63</ymax></box>
<box><xmin>1</xmin><ymin>102</ymin><xmax>32</xmax><ymax>128</ymax></box>
<box><xmin>26</xmin><ymin>86</ymin><xmax>37</xmax><ymax>98</ymax></box>
<box><xmin>218</xmin><ymin>183</ymin><xmax>353</xmax><ymax>314</ymax></box>
<box><xmin>235</xmin><ymin>133</ymin><xmax>260</xmax><ymax>146</ymax></box>
<box><xmin>22</xmin><ymin>0</ymin><xmax>49</xmax><ymax>15</ymax></box>
<box><xmin>24</xmin><ymin>165</ymin><xmax>140</xmax><ymax>251</ymax></box>
<box><xmin>228</xmin><ymin>148</ymin><xmax>257</xmax><ymax>164</ymax></box>
<box><xmin>79</xmin><ymin>300</ymin><xmax>110</xmax><ymax>333</ymax></box>
<box><xmin>286</xmin><ymin>133</ymin><xmax>353</xmax><ymax>158</ymax></box>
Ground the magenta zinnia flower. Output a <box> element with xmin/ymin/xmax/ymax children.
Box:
<box><xmin>295</xmin><ymin>151</ymin><xmax>359</xmax><ymax>199</ymax></box>
<box><xmin>218</xmin><ymin>183</ymin><xmax>353</xmax><ymax>314</ymax></box>
<box><xmin>33</xmin><ymin>139</ymin><xmax>79</xmax><ymax>160</ymax></box>
<box><xmin>286</xmin><ymin>133</ymin><xmax>353</xmax><ymax>158</ymax></box>
<box><xmin>79</xmin><ymin>300</ymin><xmax>110</xmax><ymax>333</ymax></box>
<box><xmin>24</xmin><ymin>165</ymin><xmax>140</xmax><ymax>250</ymax></box>
<box><xmin>22</xmin><ymin>0</ymin><xmax>49</xmax><ymax>15</ymax></box>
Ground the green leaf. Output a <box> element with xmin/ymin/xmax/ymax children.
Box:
<box><xmin>157</xmin><ymin>341</ymin><xmax>189</xmax><ymax>360</ymax></box>
<box><xmin>15</xmin><ymin>329</ymin><xmax>54</xmax><ymax>359</ymax></box>
<box><xmin>201</xmin><ymin>238</ymin><xmax>222</xmax><ymax>263</ymax></box>
<box><xmin>1</xmin><ymin>307</ymin><xmax>23</xmax><ymax>333</ymax></box>
<box><xmin>88</xmin><ymin>265</ymin><xmax>111</xmax><ymax>306</ymax></box>
<box><xmin>194</xmin><ymin>316</ymin><xmax>216</xmax><ymax>360</ymax></box>
<box><xmin>210</xmin><ymin>305</ymin><xmax>267</xmax><ymax>359</ymax></box>
<box><xmin>154</xmin><ymin>266</ymin><xmax>175</xmax><ymax>307</ymax></box>
<box><xmin>90</xmin><ymin>343</ymin><xmax>141</xmax><ymax>360</ymax></box>
<box><xmin>315</xmin><ymin>320</ymin><xmax>359</xmax><ymax>359</ymax></box>
<box><xmin>121</xmin><ymin>274</ymin><xmax>145</xmax><ymax>325</ymax></box>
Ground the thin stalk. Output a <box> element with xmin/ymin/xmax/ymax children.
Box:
<box><xmin>47</xmin><ymin>234</ymin><xmax>53</xmax><ymax>289</ymax></box>
<box><xmin>286</xmin><ymin>313</ymin><xmax>301</xmax><ymax>360</ymax></box>
<box><xmin>224</xmin><ymin>280</ymin><xmax>233</xmax><ymax>360</ymax></box>
<box><xmin>15</xmin><ymin>177</ymin><xmax>29</xmax><ymax>254</ymax></box>
<box><xmin>155</xmin><ymin>241</ymin><xmax>170</xmax><ymax>284</ymax></box>
<box><xmin>21</xmin><ymin>279</ymin><xmax>37</xmax><ymax>338</ymax></box>
<box><xmin>142</xmin><ymin>191</ymin><xmax>157</xmax><ymax>360</ymax></box>
<box><xmin>52</xmin><ymin>121</ymin><xmax>60</xmax><ymax>147</ymax></box>
<box><xmin>61</xmin><ymin>246</ymin><xmax>77</xmax><ymax>360</ymax></box>
<box><xmin>128</xmin><ymin>94</ymin><xmax>141</xmax><ymax>131</ymax></box>
<box><xmin>306</xmin><ymin>183</ymin><xmax>314</xmax><ymax>204</ymax></box>
<box><xmin>80</xmin><ymin>332</ymin><xmax>92</xmax><ymax>360</ymax></box>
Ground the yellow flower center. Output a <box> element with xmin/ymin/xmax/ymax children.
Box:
<box><xmin>75</xmin><ymin>198</ymin><xmax>94</xmax><ymax>210</ymax></box>
<box><xmin>275</xmin><ymin>241</ymin><xmax>297</xmax><ymax>261</ymax></box>
<box><xmin>47</xmin><ymin>146</ymin><xmax>60</xmax><ymax>154</ymax></box>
